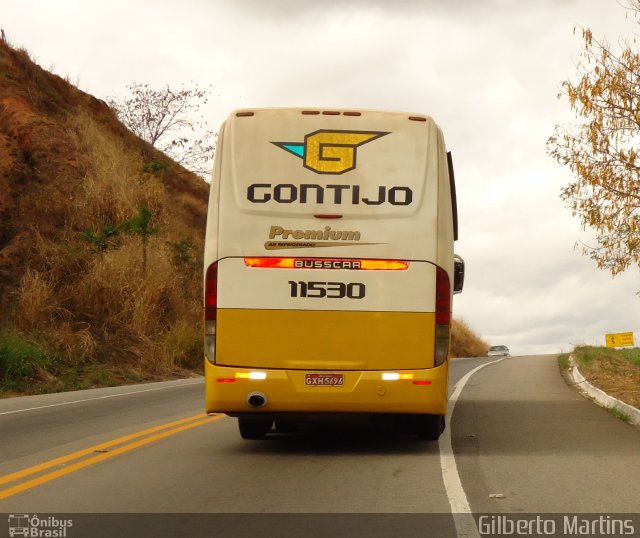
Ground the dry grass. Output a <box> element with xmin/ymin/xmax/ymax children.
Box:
<box><xmin>451</xmin><ymin>318</ymin><xmax>489</xmax><ymax>358</ymax></box>
<box><xmin>0</xmin><ymin>40</ymin><xmax>207</xmax><ymax>394</ymax></box>
<box><xmin>69</xmin><ymin>113</ymin><xmax>166</xmax><ymax>228</ymax></box>
<box><xmin>160</xmin><ymin>321</ymin><xmax>203</xmax><ymax>370</ymax></box>
<box><xmin>53</xmin><ymin>114</ymin><xmax>203</xmax><ymax>372</ymax></box>
<box><xmin>2</xmin><ymin>111</ymin><xmax>205</xmax><ymax>378</ymax></box>
<box><xmin>14</xmin><ymin>269</ymin><xmax>60</xmax><ymax>328</ymax></box>
<box><xmin>572</xmin><ymin>346</ymin><xmax>640</xmax><ymax>408</ymax></box>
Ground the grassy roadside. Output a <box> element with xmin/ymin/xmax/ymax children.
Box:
<box><xmin>560</xmin><ymin>346</ymin><xmax>640</xmax><ymax>409</ymax></box>
<box><xmin>0</xmin><ymin>331</ymin><xmax>197</xmax><ymax>397</ymax></box>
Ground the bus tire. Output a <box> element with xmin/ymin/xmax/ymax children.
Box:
<box><xmin>238</xmin><ymin>417</ymin><xmax>273</xmax><ymax>439</ymax></box>
<box><xmin>414</xmin><ymin>414</ymin><xmax>445</xmax><ymax>441</ymax></box>
<box><xmin>393</xmin><ymin>414</ymin><xmax>416</xmax><ymax>435</ymax></box>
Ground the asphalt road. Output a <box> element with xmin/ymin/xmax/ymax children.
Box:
<box><xmin>0</xmin><ymin>356</ymin><xmax>638</xmax><ymax>538</ymax></box>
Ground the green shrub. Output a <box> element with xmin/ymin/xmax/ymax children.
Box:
<box><xmin>619</xmin><ymin>347</ymin><xmax>640</xmax><ymax>367</ymax></box>
<box><xmin>558</xmin><ymin>353</ymin><xmax>570</xmax><ymax>370</ymax></box>
<box><xmin>143</xmin><ymin>159</ymin><xmax>168</xmax><ymax>174</ymax></box>
<box><xmin>0</xmin><ymin>332</ymin><xmax>52</xmax><ymax>380</ymax></box>
<box><xmin>574</xmin><ymin>345</ymin><xmax>640</xmax><ymax>367</ymax></box>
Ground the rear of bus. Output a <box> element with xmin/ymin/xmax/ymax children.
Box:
<box><xmin>204</xmin><ymin>108</ymin><xmax>460</xmax><ymax>440</ymax></box>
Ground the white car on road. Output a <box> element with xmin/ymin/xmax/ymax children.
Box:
<box><xmin>488</xmin><ymin>345</ymin><xmax>510</xmax><ymax>357</ymax></box>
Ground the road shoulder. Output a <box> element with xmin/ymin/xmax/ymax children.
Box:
<box><xmin>566</xmin><ymin>355</ymin><xmax>640</xmax><ymax>426</ymax></box>
<box><xmin>452</xmin><ymin>355</ymin><xmax>639</xmax><ymax>513</ymax></box>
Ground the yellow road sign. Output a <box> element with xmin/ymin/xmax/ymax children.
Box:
<box><xmin>605</xmin><ymin>332</ymin><xmax>634</xmax><ymax>348</ymax></box>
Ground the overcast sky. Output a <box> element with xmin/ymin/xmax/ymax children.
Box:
<box><xmin>3</xmin><ymin>0</ymin><xmax>639</xmax><ymax>355</ymax></box>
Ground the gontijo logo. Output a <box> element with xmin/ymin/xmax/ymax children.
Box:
<box><xmin>272</xmin><ymin>130</ymin><xmax>389</xmax><ymax>174</ymax></box>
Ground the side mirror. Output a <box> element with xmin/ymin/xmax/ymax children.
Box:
<box><xmin>453</xmin><ymin>254</ymin><xmax>465</xmax><ymax>294</ymax></box>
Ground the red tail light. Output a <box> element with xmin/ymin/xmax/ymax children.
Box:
<box><xmin>204</xmin><ymin>263</ymin><xmax>218</xmax><ymax>364</ymax></box>
<box><xmin>205</xmin><ymin>262</ymin><xmax>218</xmax><ymax>321</ymax></box>
<box><xmin>434</xmin><ymin>266</ymin><xmax>451</xmax><ymax>367</ymax></box>
<box><xmin>435</xmin><ymin>266</ymin><xmax>451</xmax><ymax>325</ymax></box>
<box><xmin>243</xmin><ymin>257</ymin><xmax>409</xmax><ymax>271</ymax></box>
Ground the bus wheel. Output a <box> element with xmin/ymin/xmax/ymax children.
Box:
<box><xmin>414</xmin><ymin>414</ymin><xmax>445</xmax><ymax>441</ymax></box>
<box><xmin>393</xmin><ymin>414</ymin><xmax>416</xmax><ymax>435</ymax></box>
<box><xmin>238</xmin><ymin>417</ymin><xmax>273</xmax><ymax>439</ymax></box>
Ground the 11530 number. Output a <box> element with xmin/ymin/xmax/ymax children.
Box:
<box><xmin>288</xmin><ymin>281</ymin><xmax>365</xmax><ymax>299</ymax></box>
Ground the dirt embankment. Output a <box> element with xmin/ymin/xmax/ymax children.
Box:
<box><xmin>0</xmin><ymin>40</ymin><xmax>209</xmax><ymax>395</ymax></box>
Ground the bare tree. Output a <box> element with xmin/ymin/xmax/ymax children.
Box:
<box><xmin>108</xmin><ymin>83</ymin><xmax>215</xmax><ymax>179</ymax></box>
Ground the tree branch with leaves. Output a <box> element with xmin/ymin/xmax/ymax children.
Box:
<box><xmin>81</xmin><ymin>207</ymin><xmax>159</xmax><ymax>274</ymax></box>
<box><xmin>548</xmin><ymin>19</ymin><xmax>640</xmax><ymax>276</ymax></box>
<box><xmin>120</xmin><ymin>206</ymin><xmax>159</xmax><ymax>274</ymax></box>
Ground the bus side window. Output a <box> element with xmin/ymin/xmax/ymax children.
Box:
<box><xmin>447</xmin><ymin>151</ymin><xmax>458</xmax><ymax>242</ymax></box>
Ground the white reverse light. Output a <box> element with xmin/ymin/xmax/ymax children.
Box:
<box><xmin>236</xmin><ymin>371</ymin><xmax>267</xmax><ymax>380</ymax></box>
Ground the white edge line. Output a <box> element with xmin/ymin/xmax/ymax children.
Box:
<box><xmin>439</xmin><ymin>358</ymin><xmax>505</xmax><ymax>538</ymax></box>
<box><xmin>0</xmin><ymin>380</ymin><xmax>203</xmax><ymax>416</ymax></box>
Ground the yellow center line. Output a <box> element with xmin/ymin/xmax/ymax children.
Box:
<box><xmin>0</xmin><ymin>413</ymin><xmax>210</xmax><ymax>487</ymax></box>
<box><xmin>0</xmin><ymin>413</ymin><xmax>225</xmax><ymax>500</ymax></box>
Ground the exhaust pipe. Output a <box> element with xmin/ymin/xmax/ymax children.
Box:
<box><xmin>247</xmin><ymin>392</ymin><xmax>267</xmax><ymax>408</ymax></box>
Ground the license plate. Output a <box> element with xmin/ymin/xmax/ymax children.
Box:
<box><xmin>304</xmin><ymin>373</ymin><xmax>344</xmax><ymax>386</ymax></box>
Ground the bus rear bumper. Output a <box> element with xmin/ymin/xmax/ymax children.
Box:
<box><xmin>204</xmin><ymin>358</ymin><xmax>448</xmax><ymax>416</ymax></box>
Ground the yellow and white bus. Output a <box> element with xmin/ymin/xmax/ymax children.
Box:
<box><xmin>204</xmin><ymin>108</ymin><xmax>463</xmax><ymax>440</ymax></box>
